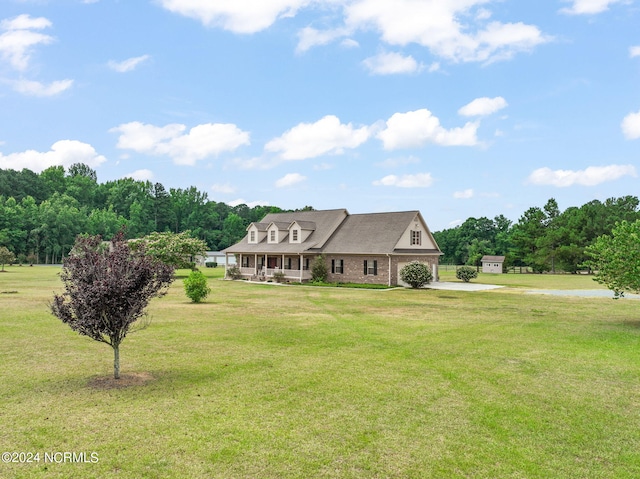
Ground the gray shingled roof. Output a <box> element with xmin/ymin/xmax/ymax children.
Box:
<box><xmin>323</xmin><ymin>211</ymin><xmax>418</xmax><ymax>254</ymax></box>
<box><xmin>223</xmin><ymin>209</ymin><xmax>348</xmax><ymax>254</ymax></box>
<box><xmin>291</xmin><ymin>220</ymin><xmax>316</xmax><ymax>230</ymax></box>
<box><xmin>223</xmin><ymin>208</ymin><xmax>442</xmax><ymax>256</ymax></box>
<box><xmin>247</xmin><ymin>222</ymin><xmax>269</xmax><ymax>231</ymax></box>
<box><xmin>481</xmin><ymin>255</ymin><xmax>505</xmax><ymax>262</ymax></box>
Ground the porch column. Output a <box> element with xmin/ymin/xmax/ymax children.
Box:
<box><xmin>300</xmin><ymin>254</ymin><xmax>303</xmax><ymax>282</ymax></box>
<box><xmin>254</xmin><ymin>254</ymin><xmax>258</xmax><ymax>276</ymax></box>
<box><xmin>239</xmin><ymin>253</ymin><xmax>243</xmax><ymax>272</ymax></box>
<box><xmin>224</xmin><ymin>252</ymin><xmax>229</xmax><ymax>278</ymax></box>
<box><xmin>282</xmin><ymin>254</ymin><xmax>285</xmax><ymax>272</ymax></box>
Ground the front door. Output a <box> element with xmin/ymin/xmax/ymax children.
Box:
<box><xmin>268</xmin><ymin>257</ymin><xmax>278</xmax><ymax>269</ymax></box>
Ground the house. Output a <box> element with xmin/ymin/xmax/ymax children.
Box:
<box><xmin>481</xmin><ymin>255</ymin><xmax>505</xmax><ymax>273</ymax></box>
<box><xmin>222</xmin><ymin>209</ymin><xmax>442</xmax><ymax>286</ymax></box>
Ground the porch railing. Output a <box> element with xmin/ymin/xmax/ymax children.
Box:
<box><xmin>238</xmin><ymin>267</ymin><xmax>312</xmax><ymax>281</ymax></box>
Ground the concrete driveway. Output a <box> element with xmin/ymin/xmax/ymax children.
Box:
<box><xmin>426</xmin><ymin>281</ymin><xmax>504</xmax><ymax>291</ymax></box>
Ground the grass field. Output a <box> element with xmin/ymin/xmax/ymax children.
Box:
<box><xmin>1</xmin><ymin>266</ymin><xmax>639</xmax><ymax>478</ymax></box>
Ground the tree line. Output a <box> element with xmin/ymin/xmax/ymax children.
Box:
<box><xmin>2</xmin><ymin>164</ymin><xmax>638</xmax><ymax>272</ymax></box>
<box><xmin>433</xmin><ymin>196</ymin><xmax>640</xmax><ymax>273</ymax></box>
<box><xmin>0</xmin><ymin>164</ymin><xmax>306</xmax><ymax>264</ymax></box>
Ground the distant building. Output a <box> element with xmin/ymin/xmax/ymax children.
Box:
<box><xmin>197</xmin><ymin>251</ymin><xmax>236</xmax><ymax>266</ymax></box>
<box><xmin>481</xmin><ymin>255</ymin><xmax>505</xmax><ymax>274</ymax></box>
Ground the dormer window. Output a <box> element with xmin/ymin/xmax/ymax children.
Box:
<box><xmin>250</xmin><ymin>231</ymin><xmax>256</xmax><ymax>243</ymax></box>
<box><xmin>270</xmin><ymin>230</ymin><xmax>276</xmax><ymax>242</ymax></box>
<box><xmin>292</xmin><ymin>229</ymin><xmax>298</xmax><ymax>242</ymax></box>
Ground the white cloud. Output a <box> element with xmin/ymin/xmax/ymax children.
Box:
<box><xmin>211</xmin><ymin>183</ymin><xmax>236</xmax><ymax>194</ymax></box>
<box><xmin>108</xmin><ymin>55</ymin><xmax>150</xmax><ymax>73</ymax></box>
<box><xmin>124</xmin><ymin>169</ymin><xmax>154</xmax><ymax>181</ymax></box>
<box><xmin>559</xmin><ymin>0</ymin><xmax>624</xmax><ymax>15</ymax></box>
<box><xmin>160</xmin><ymin>1</ymin><xmax>549</xmax><ymax>64</ymax></box>
<box><xmin>265</xmin><ymin>115</ymin><xmax>371</xmax><ymax>160</ymax></box>
<box><xmin>228</xmin><ymin>198</ymin><xmax>270</xmax><ymax>208</ymax></box>
<box><xmin>362</xmin><ymin>51</ymin><xmax>423</xmax><ymax>75</ymax></box>
<box><xmin>629</xmin><ymin>46</ymin><xmax>640</xmax><ymax>58</ymax></box>
<box><xmin>527</xmin><ymin>165</ymin><xmax>637</xmax><ymax>187</ymax></box>
<box><xmin>427</xmin><ymin>62</ymin><xmax>441</xmax><ymax>72</ymax></box>
<box><xmin>297</xmin><ymin>26</ymin><xmax>348</xmax><ymax>53</ymax></box>
<box><xmin>343</xmin><ymin>0</ymin><xmax>551</xmax><ymax>64</ymax></box>
<box><xmin>453</xmin><ymin>188</ymin><xmax>474</xmax><ymax>199</ymax></box>
<box><xmin>377</xmin><ymin>109</ymin><xmax>479</xmax><ymax>150</ymax></box>
<box><xmin>622</xmin><ymin>110</ymin><xmax>640</xmax><ymax>140</ymax></box>
<box><xmin>10</xmin><ymin>78</ymin><xmax>73</xmax><ymax>96</ymax></box>
<box><xmin>0</xmin><ymin>14</ymin><xmax>54</xmax><ymax>71</ymax></box>
<box><xmin>458</xmin><ymin>96</ymin><xmax>508</xmax><ymax>117</ymax></box>
<box><xmin>373</xmin><ymin>172</ymin><xmax>434</xmax><ymax>188</ymax></box>
<box><xmin>275</xmin><ymin>172</ymin><xmax>307</xmax><ymax>187</ymax></box>
<box><xmin>0</xmin><ymin>140</ymin><xmax>106</xmax><ymax>172</ymax></box>
<box><xmin>341</xmin><ymin>38</ymin><xmax>359</xmax><ymax>48</ymax></box>
<box><xmin>158</xmin><ymin>0</ymin><xmax>310</xmax><ymax>34</ymax></box>
<box><xmin>111</xmin><ymin>121</ymin><xmax>250</xmax><ymax>165</ymax></box>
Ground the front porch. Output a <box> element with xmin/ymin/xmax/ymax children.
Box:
<box><xmin>227</xmin><ymin>252</ymin><xmax>315</xmax><ymax>282</ymax></box>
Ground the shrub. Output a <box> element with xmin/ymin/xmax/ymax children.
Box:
<box><xmin>311</xmin><ymin>255</ymin><xmax>328</xmax><ymax>282</ymax></box>
<box><xmin>226</xmin><ymin>265</ymin><xmax>243</xmax><ymax>280</ymax></box>
<box><xmin>272</xmin><ymin>271</ymin><xmax>286</xmax><ymax>283</ymax></box>
<box><xmin>205</xmin><ymin>261</ymin><xmax>218</xmax><ymax>268</ymax></box>
<box><xmin>184</xmin><ymin>269</ymin><xmax>211</xmax><ymax>303</ymax></box>
<box><xmin>399</xmin><ymin>261</ymin><xmax>433</xmax><ymax>289</ymax></box>
<box><xmin>456</xmin><ymin>265</ymin><xmax>478</xmax><ymax>283</ymax></box>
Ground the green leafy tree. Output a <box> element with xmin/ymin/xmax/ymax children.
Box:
<box><xmin>311</xmin><ymin>255</ymin><xmax>328</xmax><ymax>282</ymax></box>
<box><xmin>51</xmin><ymin>231</ymin><xmax>175</xmax><ymax>378</ymax></box>
<box><xmin>184</xmin><ymin>269</ymin><xmax>211</xmax><ymax>302</ymax></box>
<box><xmin>456</xmin><ymin>265</ymin><xmax>478</xmax><ymax>282</ymax></box>
<box><xmin>400</xmin><ymin>261</ymin><xmax>433</xmax><ymax>288</ymax></box>
<box><xmin>130</xmin><ymin>231</ymin><xmax>208</xmax><ymax>269</ymax></box>
<box><xmin>0</xmin><ymin>246</ymin><xmax>16</xmax><ymax>271</ymax></box>
<box><xmin>584</xmin><ymin>220</ymin><xmax>640</xmax><ymax>298</ymax></box>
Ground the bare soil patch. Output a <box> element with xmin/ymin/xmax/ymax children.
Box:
<box><xmin>88</xmin><ymin>371</ymin><xmax>155</xmax><ymax>390</ymax></box>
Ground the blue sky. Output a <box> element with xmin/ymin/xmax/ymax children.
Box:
<box><xmin>1</xmin><ymin>0</ymin><xmax>639</xmax><ymax>231</ymax></box>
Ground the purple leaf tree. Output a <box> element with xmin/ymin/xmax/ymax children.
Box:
<box><xmin>51</xmin><ymin>230</ymin><xmax>174</xmax><ymax>379</ymax></box>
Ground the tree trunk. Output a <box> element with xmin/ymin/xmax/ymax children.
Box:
<box><xmin>113</xmin><ymin>344</ymin><xmax>120</xmax><ymax>379</ymax></box>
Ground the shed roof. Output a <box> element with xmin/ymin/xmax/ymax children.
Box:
<box><xmin>481</xmin><ymin>255</ymin><xmax>506</xmax><ymax>262</ymax></box>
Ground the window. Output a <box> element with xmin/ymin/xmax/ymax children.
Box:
<box><xmin>270</xmin><ymin>230</ymin><xmax>276</xmax><ymax>242</ymax></box>
<box><xmin>364</xmin><ymin>260</ymin><xmax>378</xmax><ymax>276</ymax></box>
<box><xmin>331</xmin><ymin>259</ymin><xmax>344</xmax><ymax>274</ymax></box>
<box><xmin>285</xmin><ymin>257</ymin><xmax>292</xmax><ymax>269</ymax></box>
<box><xmin>249</xmin><ymin>230</ymin><xmax>256</xmax><ymax>243</ymax></box>
<box><xmin>411</xmin><ymin>230</ymin><xmax>422</xmax><ymax>246</ymax></box>
<box><xmin>292</xmin><ymin>229</ymin><xmax>298</xmax><ymax>242</ymax></box>
<box><xmin>303</xmin><ymin>258</ymin><xmax>310</xmax><ymax>271</ymax></box>
<box><xmin>242</xmin><ymin>256</ymin><xmax>250</xmax><ymax>267</ymax></box>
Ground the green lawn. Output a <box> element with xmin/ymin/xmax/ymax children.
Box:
<box><xmin>1</xmin><ymin>266</ymin><xmax>639</xmax><ymax>478</ymax></box>
<box><xmin>438</xmin><ymin>269</ymin><xmax>609</xmax><ymax>290</ymax></box>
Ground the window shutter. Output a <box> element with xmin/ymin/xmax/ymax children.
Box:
<box><xmin>373</xmin><ymin>260</ymin><xmax>378</xmax><ymax>276</ymax></box>
<box><xmin>364</xmin><ymin>260</ymin><xmax>368</xmax><ymax>275</ymax></box>
<box><xmin>331</xmin><ymin>259</ymin><xmax>335</xmax><ymax>274</ymax></box>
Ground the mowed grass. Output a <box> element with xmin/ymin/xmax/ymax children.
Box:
<box><xmin>1</xmin><ymin>267</ymin><xmax>639</xmax><ymax>478</ymax></box>
<box><xmin>438</xmin><ymin>269</ymin><xmax>610</xmax><ymax>290</ymax></box>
